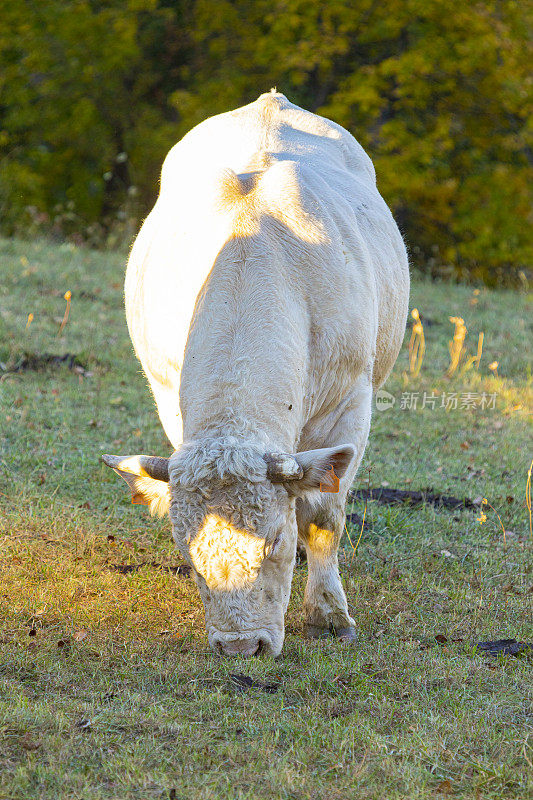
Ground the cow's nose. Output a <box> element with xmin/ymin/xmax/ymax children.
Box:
<box><xmin>218</xmin><ymin>638</ymin><xmax>261</xmax><ymax>657</ymax></box>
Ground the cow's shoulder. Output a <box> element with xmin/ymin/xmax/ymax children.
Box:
<box><xmin>160</xmin><ymin>92</ymin><xmax>376</xmax><ymax>198</ymax></box>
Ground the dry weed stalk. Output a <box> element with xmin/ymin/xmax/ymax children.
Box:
<box><xmin>463</xmin><ymin>331</ymin><xmax>484</xmax><ymax>372</ymax></box>
<box><xmin>58</xmin><ymin>290</ymin><xmax>71</xmax><ymax>336</ymax></box>
<box><xmin>477</xmin><ymin>498</ymin><xmax>507</xmax><ymax>548</ymax></box>
<box><xmin>344</xmin><ymin>503</ymin><xmax>367</xmax><ymax>561</ymax></box>
<box><xmin>409</xmin><ymin>308</ymin><xmax>425</xmax><ymax>376</ymax></box>
<box><xmin>446</xmin><ymin>316</ymin><xmax>467</xmax><ymax>377</ymax></box>
<box><xmin>527</xmin><ymin>459</ymin><xmax>532</xmax><ymax>540</ymax></box>
<box><xmin>470</xmin><ymin>288</ymin><xmax>480</xmax><ymax>306</ymax></box>
<box><xmin>474</xmin><ymin>331</ymin><xmax>484</xmax><ymax>369</ymax></box>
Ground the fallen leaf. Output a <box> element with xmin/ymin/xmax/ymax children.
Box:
<box><xmin>389</xmin><ymin>566</ymin><xmax>400</xmax><ymax>581</ymax></box>
<box><xmin>20</xmin><ymin>733</ymin><xmax>41</xmax><ymax>751</ymax></box>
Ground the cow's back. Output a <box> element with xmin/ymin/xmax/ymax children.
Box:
<box><xmin>125</xmin><ymin>92</ymin><xmax>409</xmax><ymax>447</ymax></box>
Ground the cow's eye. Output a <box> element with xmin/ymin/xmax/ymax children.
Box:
<box><xmin>263</xmin><ymin>529</ymin><xmax>283</xmax><ymax>560</ymax></box>
<box><xmin>270</xmin><ymin>531</ymin><xmax>282</xmax><ymax>555</ymax></box>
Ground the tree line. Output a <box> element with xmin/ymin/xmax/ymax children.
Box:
<box><xmin>1</xmin><ymin>0</ymin><xmax>531</xmax><ymax>283</ymax></box>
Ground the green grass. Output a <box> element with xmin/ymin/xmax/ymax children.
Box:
<box><xmin>0</xmin><ymin>236</ymin><xmax>532</xmax><ymax>800</ymax></box>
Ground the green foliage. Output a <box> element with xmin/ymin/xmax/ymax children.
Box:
<box><xmin>1</xmin><ymin>0</ymin><xmax>531</xmax><ymax>281</ymax></box>
<box><xmin>0</xmin><ymin>0</ymin><xmax>187</xmax><ymax>243</ymax></box>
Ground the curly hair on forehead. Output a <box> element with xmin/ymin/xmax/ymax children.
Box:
<box><xmin>168</xmin><ymin>434</ymin><xmax>281</xmax><ymax>538</ymax></box>
<box><xmin>170</xmin><ymin>478</ymin><xmax>278</xmax><ymax>543</ymax></box>
<box><xmin>168</xmin><ymin>434</ymin><xmax>269</xmax><ymax>489</ymax></box>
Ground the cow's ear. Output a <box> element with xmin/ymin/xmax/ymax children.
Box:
<box><xmin>266</xmin><ymin>445</ymin><xmax>355</xmax><ymax>498</ymax></box>
<box><xmin>102</xmin><ymin>454</ymin><xmax>171</xmax><ymax>517</ymax></box>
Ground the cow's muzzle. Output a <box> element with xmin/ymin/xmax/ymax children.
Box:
<box><xmin>211</xmin><ymin>634</ymin><xmax>271</xmax><ymax>657</ymax></box>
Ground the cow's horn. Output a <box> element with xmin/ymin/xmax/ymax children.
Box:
<box><xmin>139</xmin><ymin>456</ymin><xmax>170</xmax><ymax>482</ymax></box>
<box><xmin>263</xmin><ymin>453</ymin><xmax>304</xmax><ymax>482</ymax></box>
<box><xmin>102</xmin><ymin>454</ymin><xmax>170</xmax><ymax>482</ymax></box>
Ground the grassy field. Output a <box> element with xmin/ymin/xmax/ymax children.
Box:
<box><xmin>0</xmin><ymin>236</ymin><xmax>531</xmax><ymax>800</ymax></box>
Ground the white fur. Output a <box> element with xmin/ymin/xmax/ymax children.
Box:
<box><xmin>189</xmin><ymin>514</ymin><xmax>270</xmax><ymax>591</ymax></box>
<box><xmin>131</xmin><ymin>477</ymin><xmax>170</xmax><ymax>517</ymax></box>
<box><xmin>114</xmin><ymin>92</ymin><xmax>409</xmax><ymax>655</ymax></box>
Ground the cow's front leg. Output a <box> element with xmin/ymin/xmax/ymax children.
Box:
<box><xmin>297</xmin><ymin>499</ymin><xmax>356</xmax><ymax>641</ymax></box>
<box><xmin>296</xmin><ymin>375</ymin><xmax>373</xmax><ymax>641</ymax></box>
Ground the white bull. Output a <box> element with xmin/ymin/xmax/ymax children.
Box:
<box><xmin>103</xmin><ymin>91</ymin><xmax>409</xmax><ymax>657</ymax></box>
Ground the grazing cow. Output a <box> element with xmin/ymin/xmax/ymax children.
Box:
<box><xmin>103</xmin><ymin>91</ymin><xmax>409</xmax><ymax>657</ymax></box>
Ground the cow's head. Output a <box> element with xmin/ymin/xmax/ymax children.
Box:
<box><xmin>103</xmin><ymin>440</ymin><xmax>354</xmax><ymax>657</ymax></box>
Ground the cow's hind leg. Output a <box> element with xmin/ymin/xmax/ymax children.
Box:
<box><xmin>297</xmin><ymin>377</ymin><xmax>372</xmax><ymax>641</ymax></box>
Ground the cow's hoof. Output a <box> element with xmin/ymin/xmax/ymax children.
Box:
<box><xmin>304</xmin><ymin>624</ymin><xmax>358</xmax><ymax>643</ymax></box>
<box><xmin>334</xmin><ymin>626</ymin><xmax>358</xmax><ymax>644</ymax></box>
